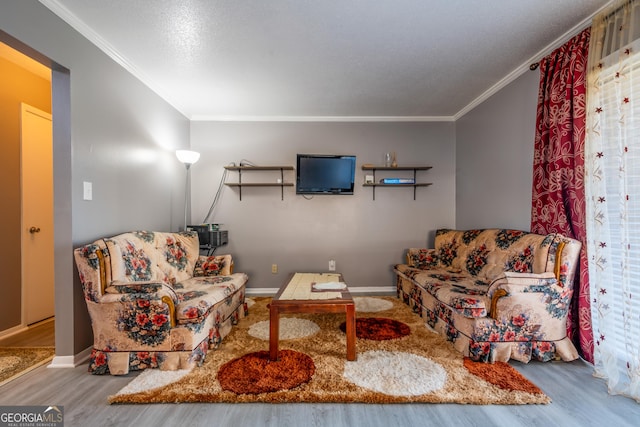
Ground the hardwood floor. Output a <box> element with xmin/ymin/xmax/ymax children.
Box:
<box><xmin>0</xmin><ymin>355</ymin><xmax>638</xmax><ymax>427</ymax></box>
<box><xmin>0</xmin><ymin>318</ymin><xmax>54</xmax><ymax>347</ymax></box>
<box><xmin>1</xmin><ymin>317</ymin><xmax>637</xmax><ymax>426</ymax></box>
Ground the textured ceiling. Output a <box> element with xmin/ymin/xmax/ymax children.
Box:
<box><xmin>42</xmin><ymin>0</ymin><xmax>610</xmax><ymax>120</ymax></box>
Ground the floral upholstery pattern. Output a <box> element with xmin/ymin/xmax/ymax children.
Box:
<box><xmin>194</xmin><ymin>254</ymin><xmax>233</xmax><ymax>276</ymax></box>
<box><xmin>173</xmin><ymin>276</ymin><xmax>239</xmax><ymax>324</ymax></box>
<box><xmin>105</xmin><ymin>231</ymin><xmax>200</xmax><ymax>285</ymax></box>
<box><xmin>74</xmin><ymin>231</ymin><xmax>248</xmax><ymax>375</ymax></box>
<box><xmin>394</xmin><ymin>228</ymin><xmax>581</xmax><ymax>363</ymax></box>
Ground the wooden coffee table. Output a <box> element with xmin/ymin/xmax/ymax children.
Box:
<box><xmin>269</xmin><ymin>272</ymin><xmax>356</xmax><ymax>361</ymax></box>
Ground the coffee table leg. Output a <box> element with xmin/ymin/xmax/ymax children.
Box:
<box><xmin>269</xmin><ymin>304</ymin><xmax>279</xmax><ymax>361</ymax></box>
<box><xmin>345</xmin><ymin>303</ymin><xmax>356</xmax><ymax>361</ymax></box>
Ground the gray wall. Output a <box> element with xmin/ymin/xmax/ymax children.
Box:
<box><xmin>455</xmin><ymin>71</ymin><xmax>539</xmax><ymax>231</ymax></box>
<box><xmin>0</xmin><ymin>1</ymin><xmax>190</xmax><ymax>356</ymax></box>
<box><xmin>190</xmin><ymin>121</ymin><xmax>456</xmax><ymax>290</ymax></box>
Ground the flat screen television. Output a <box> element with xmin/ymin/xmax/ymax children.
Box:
<box><xmin>296</xmin><ymin>154</ymin><xmax>356</xmax><ymax>195</ymax></box>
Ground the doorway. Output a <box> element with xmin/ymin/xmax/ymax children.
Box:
<box><xmin>21</xmin><ymin>103</ymin><xmax>55</xmax><ymax>325</ymax></box>
<box><xmin>0</xmin><ymin>41</ymin><xmax>55</xmax><ymax>347</ymax></box>
<box><xmin>0</xmin><ymin>30</ymin><xmax>73</xmax><ymax>365</ymax></box>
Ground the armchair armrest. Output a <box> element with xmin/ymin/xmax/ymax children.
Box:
<box><xmin>105</xmin><ymin>280</ymin><xmax>165</xmax><ymax>294</ymax></box>
<box><xmin>487</xmin><ymin>272</ymin><xmax>556</xmax><ymax>319</ymax></box>
<box><xmin>99</xmin><ymin>282</ymin><xmax>179</xmax><ymax>328</ymax></box>
<box><xmin>74</xmin><ymin>244</ymin><xmax>108</xmax><ymax>302</ymax></box>
<box><xmin>487</xmin><ymin>272</ymin><xmax>571</xmax><ymax>320</ymax></box>
<box><xmin>406</xmin><ymin>248</ymin><xmax>439</xmax><ymax>269</ymax></box>
<box><xmin>487</xmin><ymin>272</ymin><xmax>558</xmax><ymax>296</ymax></box>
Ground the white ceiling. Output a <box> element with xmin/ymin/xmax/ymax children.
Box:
<box><xmin>42</xmin><ymin>0</ymin><xmax>610</xmax><ymax>120</ymax></box>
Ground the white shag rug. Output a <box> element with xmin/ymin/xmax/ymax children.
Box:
<box><xmin>116</xmin><ymin>368</ymin><xmax>193</xmax><ymax>395</ymax></box>
<box><xmin>343</xmin><ymin>350</ymin><xmax>447</xmax><ymax>396</ymax></box>
<box><xmin>353</xmin><ymin>296</ymin><xmax>394</xmax><ymax>312</ymax></box>
<box><xmin>248</xmin><ymin>318</ymin><xmax>320</xmax><ymax>341</ymax></box>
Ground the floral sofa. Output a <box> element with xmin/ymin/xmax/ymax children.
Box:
<box><xmin>394</xmin><ymin>229</ymin><xmax>581</xmax><ymax>363</ymax></box>
<box><xmin>73</xmin><ymin>230</ymin><xmax>248</xmax><ymax>375</ymax></box>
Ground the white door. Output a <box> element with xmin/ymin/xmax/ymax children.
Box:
<box><xmin>20</xmin><ymin>103</ymin><xmax>54</xmax><ymax>325</ymax></box>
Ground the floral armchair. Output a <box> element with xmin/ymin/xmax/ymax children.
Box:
<box><xmin>74</xmin><ymin>230</ymin><xmax>248</xmax><ymax>375</ymax></box>
<box><xmin>394</xmin><ymin>229</ymin><xmax>582</xmax><ymax>363</ymax></box>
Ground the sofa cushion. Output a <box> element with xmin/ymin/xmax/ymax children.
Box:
<box><xmin>173</xmin><ymin>273</ymin><xmax>248</xmax><ymax>324</ymax></box>
<box><xmin>105</xmin><ymin>231</ymin><xmax>199</xmax><ymax>285</ymax></box>
<box><xmin>155</xmin><ymin>232</ymin><xmax>200</xmax><ymax>283</ymax></box>
<box><xmin>395</xmin><ymin>265</ymin><xmax>491</xmax><ymax>318</ymax></box>
<box><xmin>434</xmin><ymin>229</ymin><xmax>552</xmax><ymax>280</ymax></box>
<box><xmin>406</xmin><ymin>248</ymin><xmax>439</xmax><ymax>270</ymax></box>
<box><xmin>106</xmin><ymin>234</ymin><xmax>156</xmax><ymax>282</ymax></box>
<box><xmin>194</xmin><ymin>254</ymin><xmax>233</xmax><ymax>276</ymax></box>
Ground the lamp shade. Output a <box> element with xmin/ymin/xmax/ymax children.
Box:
<box><xmin>176</xmin><ymin>150</ymin><xmax>201</xmax><ymax>165</ymax></box>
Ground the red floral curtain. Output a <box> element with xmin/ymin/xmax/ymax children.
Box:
<box><xmin>530</xmin><ymin>28</ymin><xmax>593</xmax><ymax>363</ymax></box>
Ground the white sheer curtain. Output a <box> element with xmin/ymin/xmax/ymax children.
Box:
<box><xmin>585</xmin><ymin>0</ymin><xmax>640</xmax><ymax>402</ymax></box>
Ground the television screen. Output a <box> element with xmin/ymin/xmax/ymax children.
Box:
<box><xmin>296</xmin><ymin>154</ymin><xmax>356</xmax><ymax>195</ymax></box>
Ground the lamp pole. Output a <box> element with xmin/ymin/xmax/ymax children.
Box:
<box><xmin>183</xmin><ymin>163</ymin><xmax>191</xmax><ymax>231</ymax></box>
<box><xmin>175</xmin><ymin>150</ymin><xmax>201</xmax><ymax>231</ymax></box>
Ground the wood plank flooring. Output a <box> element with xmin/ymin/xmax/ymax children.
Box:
<box><xmin>0</xmin><ymin>355</ymin><xmax>638</xmax><ymax>427</ymax></box>
<box><xmin>1</xmin><ymin>317</ymin><xmax>638</xmax><ymax>426</ymax></box>
<box><xmin>0</xmin><ymin>318</ymin><xmax>54</xmax><ymax>347</ymax></box>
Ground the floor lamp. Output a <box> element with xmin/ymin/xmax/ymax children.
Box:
<box><xmin>176</xmin><ymin>150</ymin><xmax>201</xmax><ymax>231</ymax></box>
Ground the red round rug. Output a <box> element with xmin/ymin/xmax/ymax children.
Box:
<box><xmin>463</xmin><ymin>357</ymin><xmax>544</xmax><ymax>394</ymax></box>
<box><xmin>217</xmin><ymin>350</ymin><xmax>315</xmax><ymax>394</ymax></box>
<box><xmin>339</xmin><ymin>317</ymin><xmax>411</xmax><ymax>340</ymax></box>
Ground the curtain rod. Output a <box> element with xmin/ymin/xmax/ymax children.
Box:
<box><xmin>602</xmin><ymin>0</ymin><xmax>636</xmax><ymax>22</ymax></box>
<box><xmin>528</xmin><ymin>0</ymin><xmax>637</xmax><ymax>72</ymax></box>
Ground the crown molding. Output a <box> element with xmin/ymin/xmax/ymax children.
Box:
<box><xmin>39</xmin><ymin>0</ymin><xmax>186</xmax><ymax>116</ymax></box>
<box><xmin>189</xmin><ymin>115</ymin><xmax>455</xmax><ymax>122</ymax></box>
<box><xmin>39</xmin><ymin>0</ymin><xmax>130</xmax><ymax>73</ymax></box>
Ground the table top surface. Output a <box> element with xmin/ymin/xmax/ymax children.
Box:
<box><xmin>273</xmin><ymin>272</ymin><xmax>353</xmax><ymax>303</ymax></box>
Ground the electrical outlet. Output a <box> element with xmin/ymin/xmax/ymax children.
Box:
<box><xmin>329</xmin><ymin>259</ymin><xmax>336</xmax><ymax>271</ymax></box>
<box><xmin>83</xmin><ymin>181</ymin><xmax>92</xmax><ymax>201</ymax></box>
<box><xmin>271</xmin><ymin>264</ymin><xmax>278</xmax><ymax>274</ymax></box>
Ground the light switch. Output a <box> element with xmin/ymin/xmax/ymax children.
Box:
<box><xmin>83</xmin><ymin>181</ymin><xmax>93</xmax><ymax>201</ymax></box>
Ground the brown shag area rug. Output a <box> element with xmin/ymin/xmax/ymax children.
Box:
<box><xmin>109</xmin><ymin>297</ymin><xmax>550</xmax><ymax>404</ymax></box>
<box><xmin>218</xmin><ymin>349</ymin><xmax>315</xmax><ymax>394</ymax></box>
<box><xmin>0</xmin><ymin>347</ymin><xmax>55</xmax><ymax>386</ymax></box>
<box><xmin>339</xmin><ymin>317</ymin><xmax>411</xmax><ymax>340</ymax></box>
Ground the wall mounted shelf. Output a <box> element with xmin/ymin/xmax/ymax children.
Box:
<box><xmin>224</xmin><ymin>165</ymin><xmax>294</xmax><ymax>200</ymax></box>
<box><xmin>362</xmin><ymin>165</ymin><xmax>432</xmax><ymax>200</ymax></box>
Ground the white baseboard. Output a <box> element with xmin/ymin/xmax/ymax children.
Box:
<box><xmin>348</xmin><ymin>286</ymin><xmax>396</xmax><ymax>295</ymax></box>
<box><xmin>48</xmin><ymin>346</ymin><xmax>92</xmax><ymax>369</ymax></box>
<box><xmin>246</xmin><ymin>286</ymin><xmax>396</xmax><ymax>296</ymax></box>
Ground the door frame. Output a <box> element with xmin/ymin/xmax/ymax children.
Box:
<box><xmin>1</xmin><ymin>29</ymin><xmax>74</xmax><ymax>362</ymax></box>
